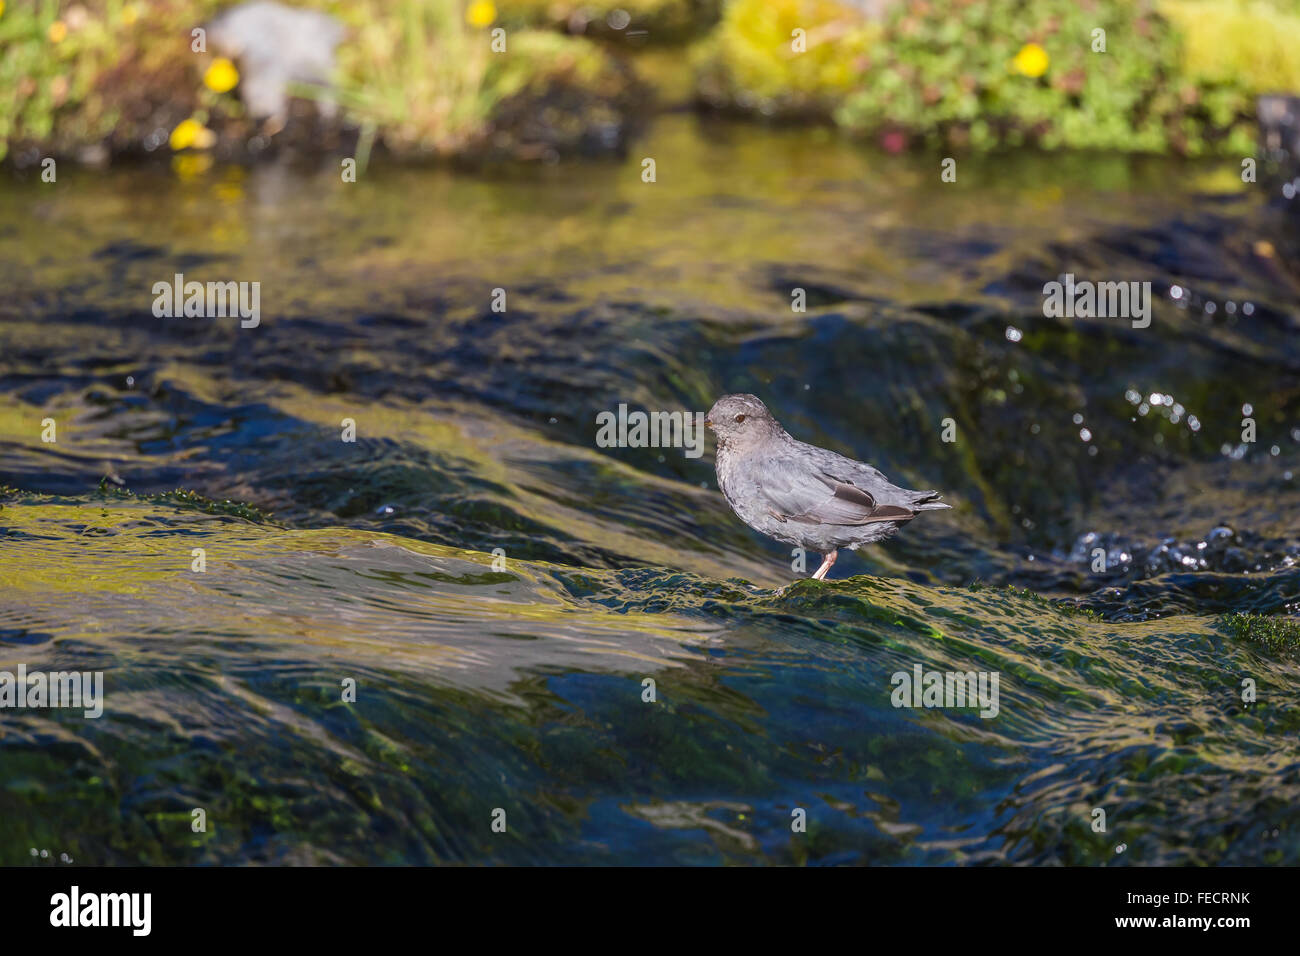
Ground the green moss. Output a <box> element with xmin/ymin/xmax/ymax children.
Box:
<box><xmin>94</xmin><ymin>478</ymin><xmax>276</xmax><ymax>524</ymax></box>
<box><xmin>1219</xmin><ymin>612</ymin><xmax>1300</xmax><ymax>650</ymax></box>
<box><xmin>966</xmin><ymin>582</ymin><xmax>1102</xmax><ymax>619</ymax></box>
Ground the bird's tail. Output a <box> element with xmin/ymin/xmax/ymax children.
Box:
<box><xmin>911</xmin><ymin>490</ymin><xmax>951</xmax><ymax>511</ymax></box>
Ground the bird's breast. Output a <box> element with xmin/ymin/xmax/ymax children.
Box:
<box><xmin>715</xmin><ymin>448</ymin><xmax>766</xmax><ymax>524</ymax></box>
<box><xmin>714</xmin><ymin>448</ymin><xmax>743</xmax><ymax>507</ymax></box>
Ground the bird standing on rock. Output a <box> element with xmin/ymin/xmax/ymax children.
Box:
<box><xmin>706</xmin><ymin>394</ymin><xmax>950</xmax><ymax>580</ymax></box>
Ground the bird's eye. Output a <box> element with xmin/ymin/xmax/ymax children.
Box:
<box><xmin>734</xmin><ymin>414</ymin><xmax>746</xmax><ymax>423</ymax></box>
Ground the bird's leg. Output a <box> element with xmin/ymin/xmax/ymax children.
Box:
<box><xmin>811</xmin><ymin>550</ymin><xmax>838</xmax><ymax>580</ymax></box>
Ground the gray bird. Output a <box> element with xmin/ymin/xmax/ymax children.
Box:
<box><xmin>706</xmin><ymin>394</ymin><xmax>950</xmax><ymax>580</ymax></box>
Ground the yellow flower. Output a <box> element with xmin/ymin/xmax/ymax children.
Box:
<box><xmin>0</xmin><ymin>2</ymin><xmax>6</xmax><ymax>20</ymax></box>
<box><xmin>1012</xmin><ymin>42</ymin><xmax>1049</xmax><ymax>78</ymax></box>
<box><xmin>466</xmin><ymin>0</ymin><xmax>496</xmax><ymax>28</ymax></box>
<box><xmin>204</xmin><ymin>57</ymin><xmax>240</xmax><ymax>93</ymax></box>
<box><xmin>48</xmin><ymin>20</ymin><xmax>68</xmax><ymax>43</ymax></box>
<box><xmin>170</xmin><ymin>118</ymin><xmax>216</xmax><ymax>151</ymax></box>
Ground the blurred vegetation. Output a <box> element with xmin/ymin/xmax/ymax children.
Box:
<box><xmin>334</xmin><ymin>1</ymin><xmax>639</xmax><ymax>157</ymax></box>
<box><xmin>0</xmin><ymin>0</ymin><xmax>178</xmax><ymax>160</ymax></box>
<box><xmin>839</xmin><ymin>0</ymin><xmax>1221</xmax><ymax>153</ymax></box>
<box><xmin>700</xmin><ymin>0</ymin><xmax>1300</xmax><ymax>154</ymax></box>
<box><xmin>0</xmin><ymin>0</ymin><xmax>642</xmax><ymax>162</ymax></box>
<box><xmin>2</xmin><ymin>0</ymin><xmax>1299</xmax><ymax>162</ymax></box>
<box><xmin>694</xmin><ymin>0</ymin><xmax>881</xmax><ymax>116</ymax></box>
<box><xmin>496</xmin><ymin>0</ymin><xmax>722</xmax><ymax>42</ymax></box>
<box><xmin>1159</xmin><ymin>0</ymin><xmax>1300</xmax><ymax>93</ymax></box>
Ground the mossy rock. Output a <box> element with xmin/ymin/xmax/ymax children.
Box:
<box><xmin>472</xmin><ymin>30</ymin><xmax>650</xmax><ymax>160</ymax></box>
<box><xmin>1219</xmin><ymin>612</ymin><xmax>1300</xmax><ymax>650</ymax></box>
<box><xmin>335</xmin><ymin>5</ymin><xmax>646</xmax><ymax>160</ymax></box>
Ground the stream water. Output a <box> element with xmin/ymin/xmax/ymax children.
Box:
<box><xmin>1</xmin><ymin>115</ymin><xmax>1297</xmax><ymax>864</ymax></box>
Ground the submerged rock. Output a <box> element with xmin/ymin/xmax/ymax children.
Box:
<box><xmin>1064</xmin><ymin>525</ymin><xmax>1297</xmax><ymax>581</ymax></box>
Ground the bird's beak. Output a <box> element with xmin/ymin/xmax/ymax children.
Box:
<box><xmin>704</xmin><ymin>418</ymin><xmax>713</xmax><ymax>430</ymax></box>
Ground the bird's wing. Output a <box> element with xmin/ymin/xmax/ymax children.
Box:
<box><xmin>759</xmin><ymin>454</ymin><xmax>914</xmax><ymax>527</ymax></box>
<box><xmin>800</xmin><ymin>442</ymin><xmax>891</xmax><ymax>485</ymax></box>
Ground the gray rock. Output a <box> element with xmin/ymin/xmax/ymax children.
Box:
<box><xmin>707</xmin><ymin>393</ymin><xmax>950</xmax><ymax>580</ymax></box>
<box><xmin>205</xmin><ymin>1</ymin><xmax>345</xmax><ymax>126</ymax></box>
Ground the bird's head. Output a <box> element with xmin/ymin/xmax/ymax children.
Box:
<box><xmin>705</xmin><ymin>393</ymin><xmax>782</xmax><ymax>450</ymax></box>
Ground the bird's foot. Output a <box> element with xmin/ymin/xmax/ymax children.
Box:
<box><xmin>811</xmin><ymin>550</ymin><xmax>838</xmax><ymax>580</ymax></box>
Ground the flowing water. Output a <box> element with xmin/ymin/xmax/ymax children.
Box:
<box><xmin>1</xmin><ymin>116</ymin><xmax>1298</xmax><ymax>864</ymax></box>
